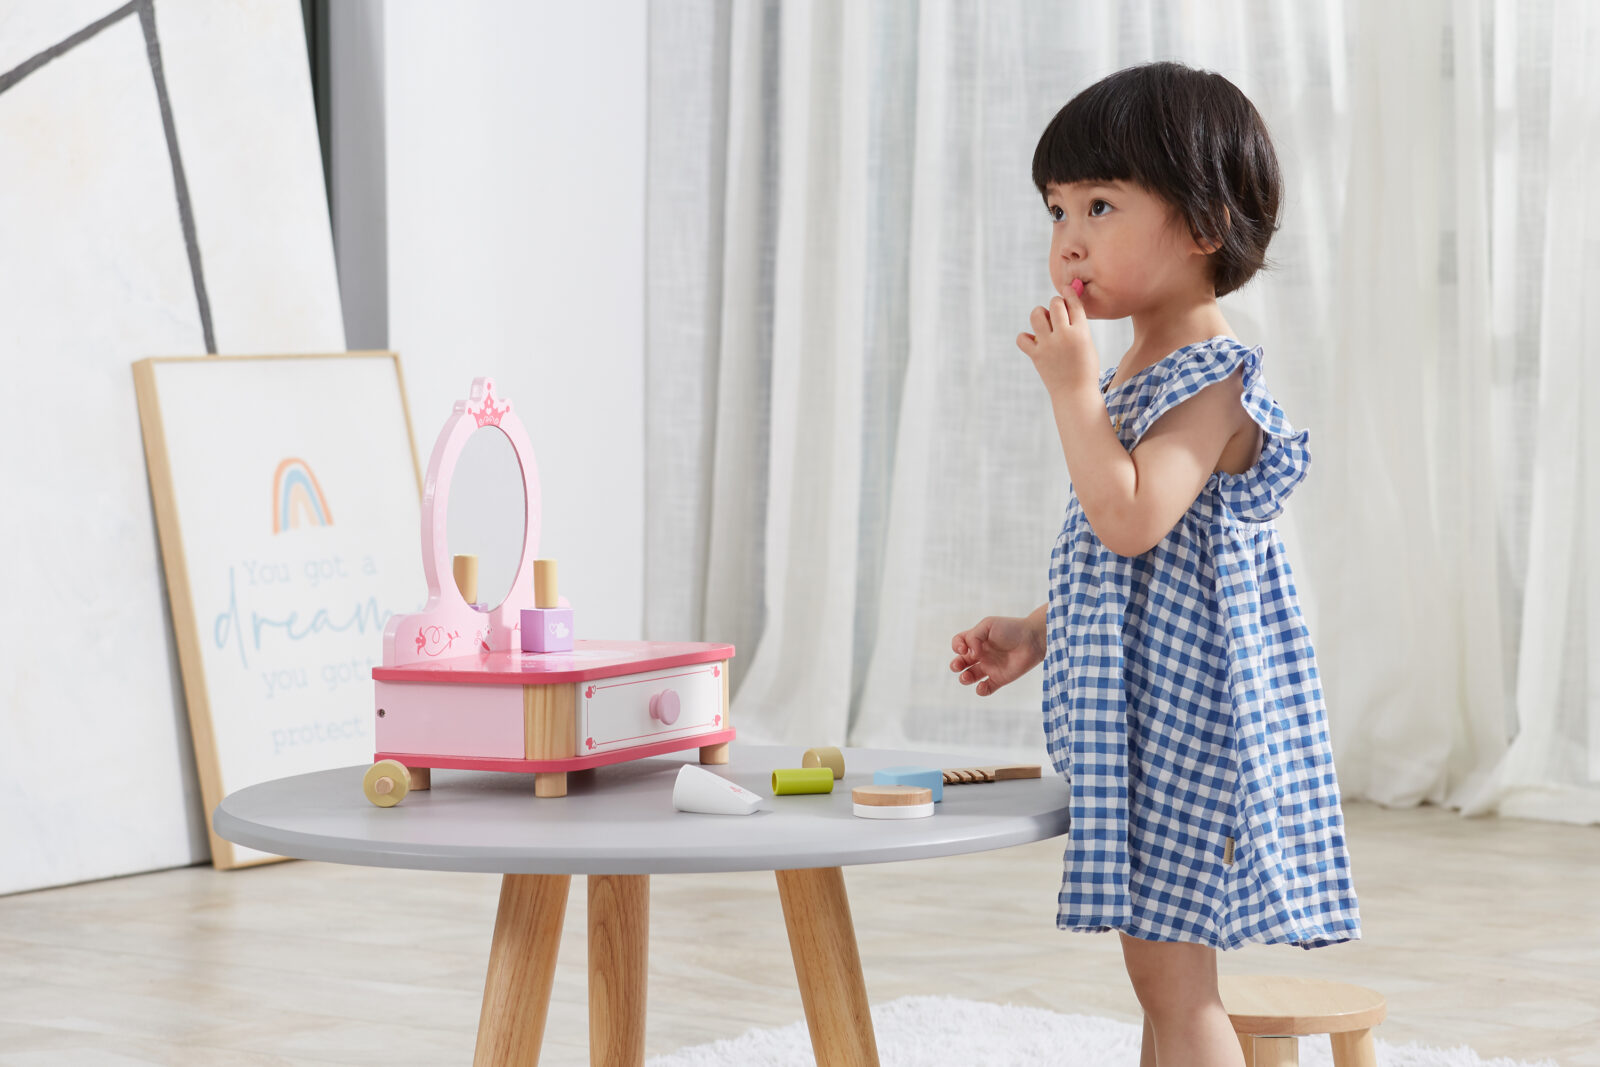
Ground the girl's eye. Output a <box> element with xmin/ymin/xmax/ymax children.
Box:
<box><xmin>1049</xmin><ymin>205</ymin><xmax>1064</xmax><ymax>222</ymax></box>
<box><xmin>1089</xmin><ymin>199</ymin><xmax>1111</xmax><ymax>217</ymax></box>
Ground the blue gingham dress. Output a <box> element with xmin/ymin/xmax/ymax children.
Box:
<box><xmin>1042</xmin><ymin>336</ymin><xmax>1361</xmax><ymax>949</ymax></box>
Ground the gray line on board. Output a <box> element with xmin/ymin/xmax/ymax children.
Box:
<box><xmin>0</xmin><ymin>0</ymin><xmax>217</xmax><ymax>355</ymax></box>
<box><xmin>135</xmin><ymin>0</ymin><xmax>216</xmax><ymax>353</ymax></box>
<box><xmin>0</xmin><ymin>2</ymin><xmax>138</xmax><ymax>94</ymax></box>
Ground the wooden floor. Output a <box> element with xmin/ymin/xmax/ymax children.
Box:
<box><xmin>1</xmin><ymin>801</ymin><xmax>1596</xmax><ymax>1065</ymax></box>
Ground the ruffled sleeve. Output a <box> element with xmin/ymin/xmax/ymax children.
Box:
<box><xmin>1125</xmin><ymin>337</ymin><xmax>1311</xmax><ymax>523</ymax></box>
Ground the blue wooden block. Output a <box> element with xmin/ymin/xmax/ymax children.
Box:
<box><xmin>873</xmin><ymin>765</ymin><xmax>943</xmax><ymax>802</ymax></box>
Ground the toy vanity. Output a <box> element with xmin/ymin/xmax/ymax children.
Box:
<box><xmin>362</xmin><ymin>378</ymin><xmax>734</xmax><ymax>807</ymax></box>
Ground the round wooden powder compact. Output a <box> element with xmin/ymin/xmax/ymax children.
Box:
<box><xmin>851</xmin><ymin>784</ymin><xmax>934</xmax><ymax>820</ymax></box>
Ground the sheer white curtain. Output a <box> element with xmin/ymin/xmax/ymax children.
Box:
<box><xmin>645</xmin><ymin>0</ymin><xmax>1600</xmax><ymax>822</ymax></box>
<box><xmin>1459</xmin><ymin>0</ymin><xmax>1600</xmax><ymax>823</ymax></box>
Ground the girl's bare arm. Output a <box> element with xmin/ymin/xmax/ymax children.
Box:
<box><xmin>1051</xmin><ymin>370</ymin><xmax>1247</xmax><ymax>556</ymax></box>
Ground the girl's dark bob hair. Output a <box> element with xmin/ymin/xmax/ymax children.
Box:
<box><xmin>1032</xmin><ymin>62</ymin><xmax>1281</xmax><ymax>298</ymax></box>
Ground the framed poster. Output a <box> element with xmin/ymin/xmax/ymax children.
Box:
<box><xmin>133</xmin><ymin>352</ymin><xmax>422</xmax><ymax>868</ymax></box>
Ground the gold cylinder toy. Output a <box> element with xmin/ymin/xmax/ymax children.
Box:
<box><xmin>534</xmin><ymin>558</ymin><xmax>559</xmax><ymax>608</ymax></box>
<box><xmin>453</xmin><ymin>554</ymin><xmax>479</xmax><ymax>605</ymax></box>
<box><xmin>801</xmin><ymin>746</ymin><xmax>845</xmax><ymax>779</ymax></box>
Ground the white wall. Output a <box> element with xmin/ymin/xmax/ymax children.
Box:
<box><xmin>383</xmin><ymin>1</ymin><xmax>648</xmax><ymax>638</ymax></box>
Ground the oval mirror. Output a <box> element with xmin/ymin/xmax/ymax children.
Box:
<box><xmin>445</xmin><ymin>426</ymin><xmax>527</xmax><ymax>611</ymax></box>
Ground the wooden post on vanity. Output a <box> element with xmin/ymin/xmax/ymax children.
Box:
<box><xmin>525</xmin><ymin>684</ymin><xmax>576</xmax><ymax>797</ymax></box>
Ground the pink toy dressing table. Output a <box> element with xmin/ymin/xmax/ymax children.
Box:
<box><xmin>362</xmin><ymin>378</ymin><xmax>734</xmax><ymax>805</ymax></box>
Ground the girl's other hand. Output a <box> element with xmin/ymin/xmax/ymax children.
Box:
<box><xmin>950</xmin><ymin>615</ymin><xmax>1046</xmax><ymax>696</ymax></box>
<box><xmin>1016</xmin><ymin>282</ymin><xmax>1098</xmax><ymax>395</ymax></box>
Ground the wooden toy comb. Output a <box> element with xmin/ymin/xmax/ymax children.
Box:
<box><xmin>940</xmin><ymin>764</ymin><xmax>1041</xmax><ymax>785</ymax></box>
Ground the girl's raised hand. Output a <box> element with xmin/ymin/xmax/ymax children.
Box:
<box><xmin>950</xmin><ymin>615</ymin><xmax>1046</xmax><ymax>697</ymax></box>
<box><xmin>1016</xmin><ymin>280</ymin><xmax>1098</xmax><ymax>395</ymax></box>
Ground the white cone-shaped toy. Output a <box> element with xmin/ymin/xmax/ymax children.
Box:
<box><xmin>673</xmin><ymin>763</ymin><xmax>764</xmax><ymax>815</ymax></box>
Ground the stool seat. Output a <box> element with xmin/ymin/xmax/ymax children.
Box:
<box><xmin>1219</xmin><ymin>976</ymin><xmax>1386</xmax><ymax>1067</ymax></box>
<box><xmin>1219</xmin><ymin>975</ymin><xmax>1387</xmax><ymax>1035</ymax></box>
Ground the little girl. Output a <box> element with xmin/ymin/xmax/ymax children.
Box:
<box><xmin>950</xmin><ymin>63</ymin><xmax>1361</xmax><ymax>1066</ymax></box>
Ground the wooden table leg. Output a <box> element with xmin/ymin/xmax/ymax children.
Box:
<box><xmin>588</xmin><ymin>874</ymin><xmax>649</xmax><ymax>1067</ymax></box>
<box><xmin>475</xmin><ymin>874</ymin><xmax>570</xmax><ymax>1066</ymax></box>
<box><xmin>1330</xmin><ymin>1029</ymin><xmax>1377</xmax><ymax>1067</ymax></box>
<box><xmin>775</xmin><ymin>867</ymin><xmax>880</xmax><ymax>1067</ymax></box>
<box><xmin>1251</xmin><ymin>1035</ymin><xmax>1299</xmax><ymax>1066</ymax></box>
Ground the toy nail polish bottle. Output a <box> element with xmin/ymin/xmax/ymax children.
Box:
<box><xmin>453</xmin><ymin>553</ymin><xmax>482</xmax><ymax>610</ymax></box>
<box><xmin>521</xmin><ymin>559</ymin><xmax>574</xmax><ymax>653</ymax></box>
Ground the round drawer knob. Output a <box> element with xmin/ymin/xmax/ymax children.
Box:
<box><xmin>649</xmin><ymin>689</ymin><xmax>680</xmax><ymax>726</ymax></box>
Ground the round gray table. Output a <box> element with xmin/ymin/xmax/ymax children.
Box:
<box><xmin>214</xmin><ymin>745</ymin><xmax>1069</xmax><ymax>1066</ymax></box>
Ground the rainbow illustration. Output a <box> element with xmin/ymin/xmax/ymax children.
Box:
<box><xmin>272</xmin><ymin>457</ymin><xmax>334</xmax><ymax>533</ymax></box>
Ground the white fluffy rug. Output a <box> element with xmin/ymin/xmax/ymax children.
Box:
<box><xmin>645</xmin><ymin>996</ymin><xmax>1559</xmax><ymax>1067</ymax></box>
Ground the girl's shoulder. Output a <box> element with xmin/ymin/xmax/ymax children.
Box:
<box><xmin>1120</xmin><ymin>336</ymin><xmax>1263</xmax><ymax>440</ymax></box>
<box><xmin>1116</xmin><ymin>337</ymin><xmax>1312</xmax><ymax>521</ymax></box>
<box><xmin>1101</xmin><ymin>334</ymin><xmax>1244</xmax><ymax>390</ymax></box>
<box><xmin>1155</xmin><ymin>334</ymin><xmax>1259</xmax><ymax>392</ymax></box>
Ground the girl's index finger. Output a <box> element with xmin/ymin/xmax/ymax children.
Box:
<box><xmin>1063</xmin><ymin>279</ymin><xmax>1086</xmax><ymax>321</ymax></box>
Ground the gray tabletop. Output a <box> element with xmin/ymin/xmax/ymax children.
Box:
<box><xmin>213</xmin><ymin>745</ymin><xmax>1070</xmax><ymax>875</ymax></box>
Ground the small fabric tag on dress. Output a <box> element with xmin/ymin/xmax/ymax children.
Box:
<box><xmin>1223</xmin><ymin>837</ymin><xmax>1236</xmax><ymax>866</ymax></box>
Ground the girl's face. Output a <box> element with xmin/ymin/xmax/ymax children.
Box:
<box><xmin>1042</xmin><ymin>181</ymin><xmax>1215</xmax><ymax>318</ymax></box>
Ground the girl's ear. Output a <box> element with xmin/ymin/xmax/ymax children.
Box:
<box><xmin>1195</xmin><ymin>206</ymin><xmax>1231</xmax><ymax>255</ymax></box>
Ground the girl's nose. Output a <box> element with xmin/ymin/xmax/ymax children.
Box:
<box><xmin>1055</xmin><ymin>224</ymin><xmax>1086</xmax><ymax>261</ymax></box>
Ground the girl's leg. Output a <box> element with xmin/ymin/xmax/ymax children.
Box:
<box><xmin>1120</xmin><ymin>933</ymin><xmax>1244</xmax><ymax>1067</ymax></box>
<box><xmin>1140</xmin><ymin>1015</ymin><xmax>1156</xmax><ymax>1067</ymax></box>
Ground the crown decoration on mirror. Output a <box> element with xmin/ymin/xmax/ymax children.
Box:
<box><xmin>468</xmin><ymin>379</ymin><xmax>510</xmax><ymax>428</ymax></box>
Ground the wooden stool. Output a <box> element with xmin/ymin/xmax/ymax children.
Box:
<box><xmin>1219</xmin><ymin>975</ymin><xmax>1386</xmax><ymax>1067</ymax></box>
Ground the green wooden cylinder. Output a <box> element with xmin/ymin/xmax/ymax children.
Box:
<box><xmin>771</xmin><ymin>767</ymin><xmax>835</xmax><ymax>795</ymax></box>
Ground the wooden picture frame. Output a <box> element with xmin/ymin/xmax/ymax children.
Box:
<box><xmin>132</xmin><ymin>352</ymin><xmax>422</xmax><ymax>868</ymax></box>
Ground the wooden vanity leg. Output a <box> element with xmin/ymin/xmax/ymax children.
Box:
<box><xmin>775</xmin><ymin>866</ymin><xmax>880</xmax><ymax>1067</ymax></box>
<box><xmin>526</xmin><ymin>684</ymin><xmax>576</xmax><ymax>798</ymax></box>
<box><xmin>474</xmin><ymin>873</ymin><xmax>570</xmax><ymax>1067</ymax></box>
<box><xmin>588</xmin><ymin>874</ymin><xmax>649</xmax><ymax>1067</ymax></box>
<box><xmin>406</xmin><ymin>766</ymin><xmax>430</xmax><ymax>790</ymax></box>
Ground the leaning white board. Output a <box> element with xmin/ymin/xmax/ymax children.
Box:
<box><xmin>0</xmin><ymin>0</ymin><xmax>347</xmax><ymax>892</ymax></box>
<box><xmin>134</xmin><ymin>353</ymin><xmax>422</xmax><ymax>868</ymax></box>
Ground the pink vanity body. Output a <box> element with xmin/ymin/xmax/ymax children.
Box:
<box><xmin>371</xmin><ymin>378</ymin><xmax>734</xmax><ymax>793</ymax></box>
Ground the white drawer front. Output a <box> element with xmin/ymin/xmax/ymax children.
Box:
<box><xmin>579</xmin><ymin>661</ymin><xmax>725</xmax><ymax>754</ymax></box>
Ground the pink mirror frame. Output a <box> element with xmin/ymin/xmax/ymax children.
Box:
<box><xmin>381</xmin><ymin>378</ymin><xmax>541</xmax><ymax>667</ymax></box>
